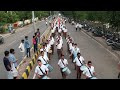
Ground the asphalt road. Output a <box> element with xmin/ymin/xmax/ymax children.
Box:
<box><xmin>0</xmin><ymin>20</ymin><xmax>48</xmax><ymax>79</ymax></box>
<box><xmin>29</xmin><ymin>22</ymin><xmax>119</xmax><ymax>79</ymax></box>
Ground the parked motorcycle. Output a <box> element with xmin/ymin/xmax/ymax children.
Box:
<box><xmin>0</xmin><ymin>35</ymin><xmax>4</xmax><ymax>44</ymax></box>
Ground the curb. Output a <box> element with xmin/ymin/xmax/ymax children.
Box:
<box><xmin>20</xmin><ymin>18</ymin><xmax>57</xmax><ymax>79</ymax></box>
<box><xmin>20</xmin><ymin>50</ymin><xmax>40</xmax><ymax>79</ymax></box>
<box><xmin>82</xmin><ymin>30</ymin><xmax>120</xmax><ymax>61</ymax></box>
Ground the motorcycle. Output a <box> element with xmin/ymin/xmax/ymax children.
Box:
<box><xmin>0</xmin><ymin>35</ymin><xmax>4</xmax><ymax>44</ymax></box>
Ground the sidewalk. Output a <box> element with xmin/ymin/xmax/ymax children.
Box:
<box><xmin>82</xmin><ymin>30</ymin><xmax>120</xmax><ymax>61</ymax></box>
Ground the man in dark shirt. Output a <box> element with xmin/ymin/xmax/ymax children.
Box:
<box><xmin>3</xmin><ymin>51</ymin><xmax>13</xmax><ymax>79</ymax></box>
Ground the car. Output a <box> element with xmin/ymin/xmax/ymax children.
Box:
<box><xmin>0</xmin><ymin>35</ymin><xmax>4</xmax><ymax>44</ymax></box>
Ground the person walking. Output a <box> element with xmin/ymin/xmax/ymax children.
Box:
<box><xmin>18</xmin><ymin>39</ymin><xmax>25</xmax><ymax>59</ymax></box>
<box><xmin>56</xmin><ymin>40</ymin><xmax>62</xmax><ymax>59</ymax></box>
<box><xmin>33</xmin><ymin>60</ymin><xmax>49</xmax><ymax>79</ymax></box>
<box><xmin>82</xmin><ymin>61</ymin><xmax>96</xmax><ymax>79</ymax></box>
<box><xmin>24</xmin><ymin>36</ymin><xmax>31</xmax><ymax>58</ymax></box>
<box><xmin>58</xmin><ymin>54</ymin><xmax>68</xmax><ymax>79</ymax></box>
<box><xmin>73</xmin><ymin>53</ymin><xmax>85</xmax><ymax>79</ymax></box>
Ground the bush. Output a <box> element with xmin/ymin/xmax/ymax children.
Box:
<box><xmin>0</xmin><ymin>26</ymin><xmax>7</xmax><ymax>33</ymax></box>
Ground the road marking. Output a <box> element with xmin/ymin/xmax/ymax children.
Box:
<box><xmin>81</xmin><ymin>30</ymin><xmax>119</xmax><ymax>62</ymax></box>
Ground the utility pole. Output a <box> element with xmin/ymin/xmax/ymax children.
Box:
<box><xmin>32</xmin><ymin>11</ymin><xmax>36</xmax><ymax>33</ymax></box>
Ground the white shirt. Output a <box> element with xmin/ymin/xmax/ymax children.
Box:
<box><xmin>18</xmin><ymin>43</ymin><xmax>25</xmax><ymax>52</ymax></box>
<box><xmin>49</xmin><ymin>37</ymin><xmax>54</xmax><ymax>45</ymax></box>
<box><xmin>64</xmin><ymin>28</ymin><xmax>67</xmax><ymax>32</ymax></box>
<box><xmin>38</xmin><ymin>55</ymin><xmax>49</xmax><ymax>65</ymax></box>
<box><xmin>40</xmin><ymin>47</ymin><xmax>47</xmax><ymax>56</ymax></box>
<box><xmin>56</xmin><ymin>43</ymin><xmax>62</xmax><ymax>49</ymax></box>
<box><xmin>82</xmin><ymin>65</ymin><xmax>95</xmax><ymax>78</ymax></box>
<box><xmin>72</xmin><ymin>47</ymin><xmax>80</xmax><ymax>54</ymax></box>
<box><xmin>58</xmin><ymin>28</ymin><xmax>62</xmax><ymax>33</ymax></box>
<box><xmin>73</xmin><ymin>56</ymin><xmax>84</xmax><ymax>66</ymax></box>
<box><xmin>35</xmin><ymin>65</ymin><xmax>49</xmax><ymax>75</ymax></box>
<box><xmin>58</xmin><ymin>59</ymin><xmax>68</xmax><ymax>68</ymax></box>
<box><xmin>46</xmin><ymin>44</ymin><xmax>51</xmax><ymax>52</ymax></box>
<box><xmin>69</xmin><ymin>43</ymin><xmax>72</xmax><ymax>51</ymax></box>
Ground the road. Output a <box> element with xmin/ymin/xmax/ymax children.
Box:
<box><xmin>28</xmin><ymin>22</ymin><xmax>120</xmax><ymax>79</ymax></box>
<box><xmin>0</xmin><ymin>20</ymin><xmax>48</xmax><ymax>79</ymax></box>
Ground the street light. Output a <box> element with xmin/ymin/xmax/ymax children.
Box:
<box><xmin>32</xmin><ymin>11</ymin><xmax>36</xmax><ymax>33</ymax></box>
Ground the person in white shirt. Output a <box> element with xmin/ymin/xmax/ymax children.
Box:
<box><xmin>40</xmin><ymin>44</ymin><xmax>47</xmax><ymax>57</ymax></box>
<box><xmin>75</xmin><ymin>23</ymin><xmax>78</xmax><ymax>31</ymax></box>
<box><xmin>56</xmin><ymin>39</ymin><xmax>62</xmax><ymax>59</ymax></box>
<box><xmin>63</xmin><ymin>26</ymin><xmax>67</xmax><ymax>39</ymax></box>
<box><xmin>66</xmin><ymin>35</ymin><xmax>70</xmax><ymax>52</ymax></box>
<box><xmin>79</xmin><ymin>24</ymin><xmax>82</xmax><ymax>31</ymax></box>
<box><xmin>51</xmin><ymin>26</ymin><xmax>56</xmax><ymax>38</ymax></box>
<box><xmin>49</xmin><ymin>35</ymin><xmax>55</xmax><ymax>55</ymax></box>
<box><xmin>45</xmin><ymin>40</ymin><xmax>51</xmax><ymax>60</ymax></box>
<box><xmin>58</xmin><ymin>54</ymin><xmax>68</xmax><ymax>79</ymax></box>
<box><xmin>18</xmin><ymin>39</ymin><xmax>25</xmax><ymax>59</ymax></box>
<box><xmin>73</xmin><ymin>53</ymin><xmax>85</xmax><ymax>79</ymax></box>
<box><xmin>33</xmin><ymin>60</ymin><xmax>49</xmax><ymax>79</ymax></box>
<box><xmin>46</xmin><ymin>21</ymin><xmax>48</xmax><ymax>26</ymax></box>
<box><xmin>82</xmin><ymin>61</ymin><xmax>96</xmax><ymax>79</ymax></box>
<box><xmin>38</xmin><ymin>51</ymin><xmax>49</xmax><ymax>65</ymax></box>
<box><xmin>71</xmin><ymin>43</ymin><xmax>80</xmax><ymax>61</ymax></box>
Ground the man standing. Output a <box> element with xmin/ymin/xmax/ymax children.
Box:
<box><xmin>9</xmin><ymin>49</ymin><xmax>18</xmax><ymax>69</ymax></box>
<box><xmin>58</xmin><ymin>54</ymin><xmax>68</xmax><ymax>79</ymax></box>
<box><xmin>73</xmin><ymin>53</ymin><xmax>85</xmax><ymax>79</ymax></box>
<box><xmin>33</xmin><ymin>60</ymin><xmax>49</xmax><ymax>79</ymax></box>
<box><xmin>37</xmin><ymin>28</ymin><xmax>40</xmax><ymax>44</ymax></box>
<box><xmin>24</xmin><ymin>36</ymin><xmax>31</xmax><ymax>58</ymax></box>
<box><xmin>35</xmin><ymin>32</ymin><xmax>38</xmax><ymax>52</ymax></box>
<box><xmin>32</xmin><ymin>36</ymin><xmax>37</xmax><ymax>53</ymax></box>
<box><xmin>3</xmin><ymin>51</ymin><xmax>13</xmax><ymax>79</ymax></box>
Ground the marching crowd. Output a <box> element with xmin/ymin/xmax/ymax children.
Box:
<box><xmin>33</xmin><ymin>16</ymin><xmax>97</xmax><ymax>79</ymax></box>
<box><xmin>3</xmin><ymin>15</ymin><xmax>97</xmax><ymax>79</ymax></box>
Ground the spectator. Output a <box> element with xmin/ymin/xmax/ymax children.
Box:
<box><xmin>3</xmin><ymin>51</ymin><xmax>13</xmax><ymax>79</ymax></box>
<box><xmin>18</xmin><ymin>39</ymin><xmax>25</xmax><ymax>59</ymax></box>
<box><xmin>24</xmin><ymin>36</ymin><xmax>31</xmax><ymax>58</ymax></box>
<box><xmin>37</xmin><ymin>28</ymin><xmax>40</xmax><ymax>44</ymax></box>
<box><xmin>32</xmin><ymin>36</ymin><xmax>37</xmax><ymax>53</ymax></box>
<box><xmin>34</xmin><ymin>32</ymin><xmax>38</xmax><ymax>51</ymax></box>
<box><xmin>9</xmin><ymin>49</ymin><xmax>18</xmax><ymax>69</ymax></box>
